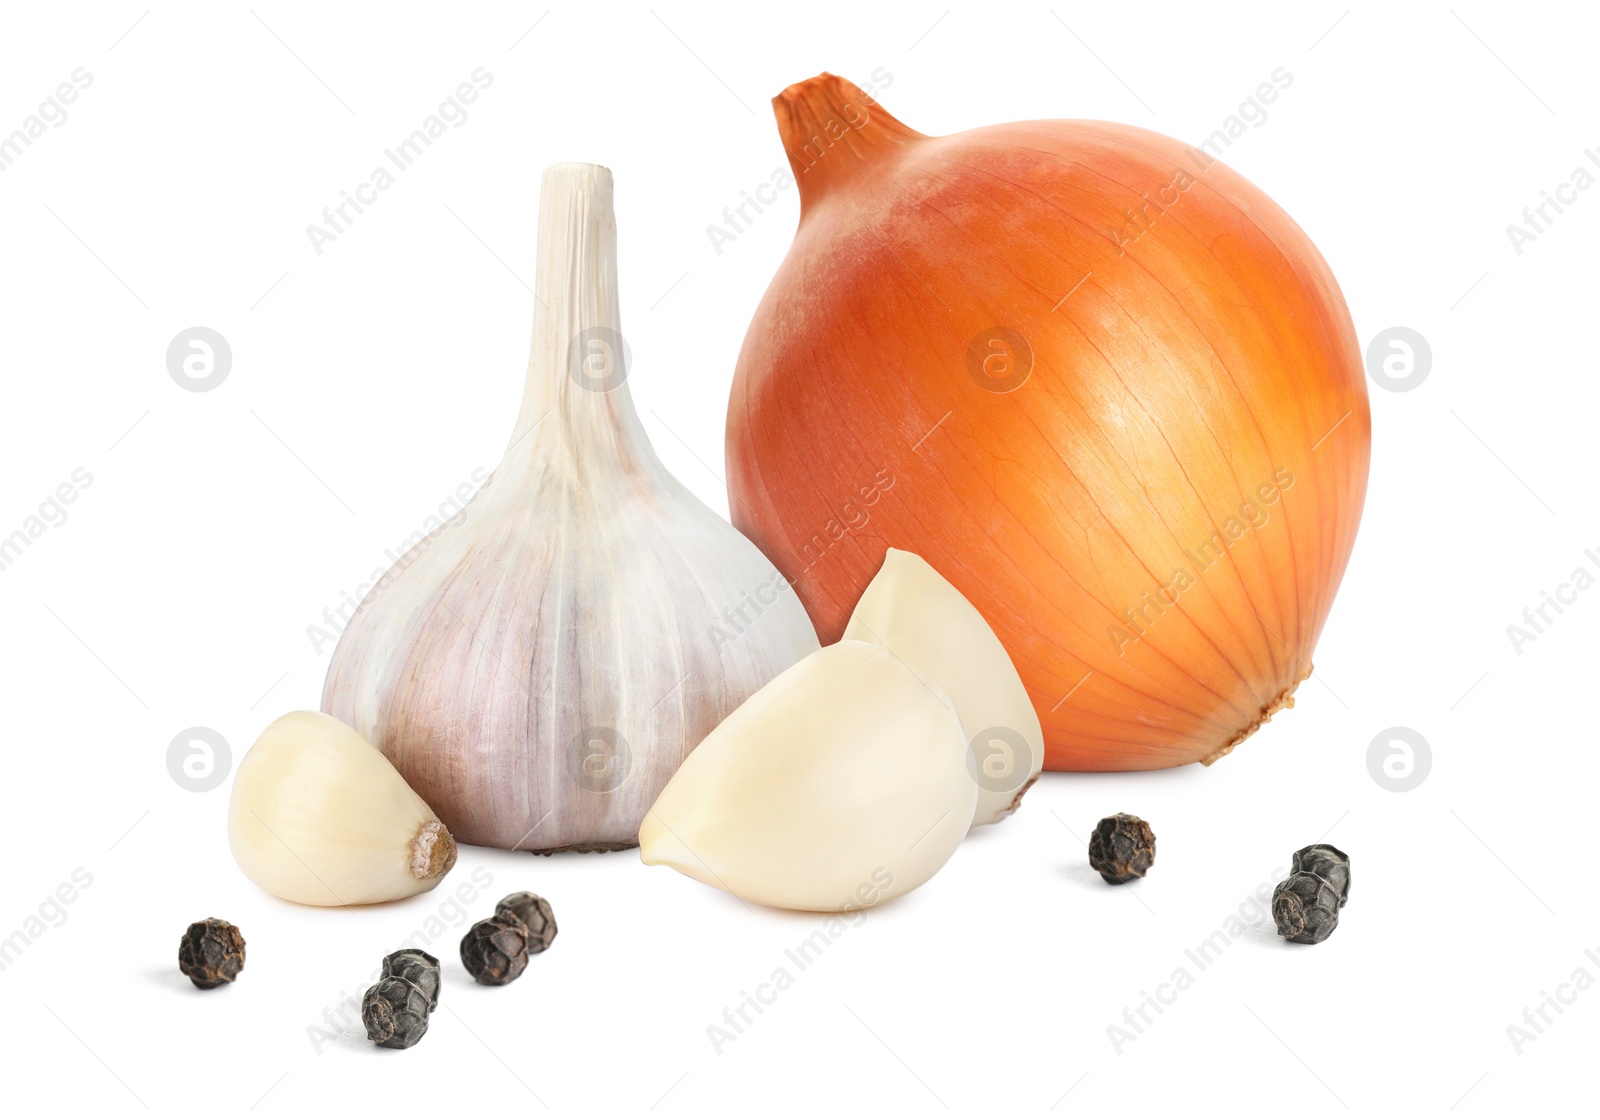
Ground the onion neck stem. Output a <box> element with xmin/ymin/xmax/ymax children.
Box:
<box><xmin>772</xmin><ymin>74</ymin><xmax>923</xmax><ymax>214</ymax></box>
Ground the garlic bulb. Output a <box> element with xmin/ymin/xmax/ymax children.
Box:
<box><xmin>323</xmin><ymin>163</ymin><xmax>819</xmax><ymax>852</ymax></box>
<box><xmin>843</xmin><ymin>548</ymin><xmax>1044</xmax><ymax>827</ymax></box>
<box><xmin>640</xmin><ymin>640</ymin><xmax>977</xmax><ymax>912</ymax></box>
<box><xmin>229</xmin><ymin>711</ymin><xmax>457</xmax><ymax>906</ymax></box>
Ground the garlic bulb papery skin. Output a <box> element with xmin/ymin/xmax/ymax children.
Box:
<box><xmin>228</xmin><ymin>711</ymin><xmax>457</xmax><ymax>906</ymax></box>
<box><xmin>322</xmin><ymin>163</ymin><xmax>819</xmax><ymax>853</ymax></box>
<box><xmin>639</xmin><ymin>640</ymin><xmax>977</xmax><ymax>912</ymax></box>
<box><xmin>842</xmin><ymin>548</ymin><xmax>1044</xmax><ymax>827</ymax></box>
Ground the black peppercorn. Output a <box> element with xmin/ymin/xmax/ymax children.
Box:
<box><xmin>381</xmin><ymin>949</ymin><xmax>441</xmax><ymax>1012</ymax></box>
<box><xmin>1291</xmin><ymin>843</ymin><xmax>1350</xmax><ymax>906</ymax></box>
<box><xmin>495</xmin><ymin>892</ymin><xmax>557</xmax><ymax>953</ymax></box>
<box><xmin>360</xmin><ymin>947</ymin><xmax>440</xmax><ymax>1049</ymax></box>
<box><xmin>363</xmin><ymin>976</ymin><xmax>432</xmax><ymax>1049</ymax></box>
<box><xmin>461</xmin><ymin>915</ymin><xmax>530</xmax><ymax>985</ymax></box>
<box><xmin>1272</xmin><ymin>871</ymin><xmax>1343</xmax><ymax>944</ymax></box>
<box><xmin>1088</xmin><ymin>813</ymin><xmax>1156</xmax><ymax>884</ymax></box>
<box><xmin>1272</xmin><ymin>842</ymin><xmax>1351</xmax><ymax>945</ymax></box>
<box><xmin>178</xmin><ymin>918</ymin><xmax>245</xmax><ymax>989</ymax></box>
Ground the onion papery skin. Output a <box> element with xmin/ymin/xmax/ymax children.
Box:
<box><xmin>726</xmin><ymin>74</ymin><xmax>1371</xmax><ymax>771</ymax></box>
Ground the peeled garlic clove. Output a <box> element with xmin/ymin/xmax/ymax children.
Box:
<box><xmin>842</xmin><ymin>548</ymin><xmax>1044</xmax><ymax>826</ymax></box>
<box><xmin>640</xmin><ymin>640</ymin><xmax>977</xmax><ymax>912</ymax></box>
<box><xmin>322</xmin><ymin>163</ymin><xmax>819</xmax><ymax>852</ymax></box>
<box><xmin>228</xmin><ymin>711</ymin><xmax>457</xmax><ymax>906</ymax></box>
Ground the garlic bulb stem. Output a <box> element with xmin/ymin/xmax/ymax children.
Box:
<box><xmin>510</xmin><ymin>164</ymin><xmax>652</xmax><ymax>470</ymax></box>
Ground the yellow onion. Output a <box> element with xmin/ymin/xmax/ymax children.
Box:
<box><xmin>726</xmin><ymin>74</ymin><xmax>1371</xmax><ymax>770</ymax></box>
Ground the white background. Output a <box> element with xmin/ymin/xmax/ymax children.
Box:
<box><xmin>0</xmin><ymin>2</ymin><xmax>1593</xmax><ymax>1115</ymax></box>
